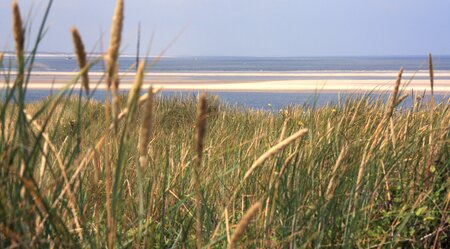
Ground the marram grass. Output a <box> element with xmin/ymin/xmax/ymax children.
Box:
<box><xmin>1</xmin><ymin>93</ymin><xmax>449</xmax><ymax>248</ymax></box>
<box><xmin>1</xmin><ymin>1</ymin><xmax>449</xmax><ymax>248</ymax></box>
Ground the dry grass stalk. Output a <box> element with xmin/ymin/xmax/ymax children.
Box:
<box><xmin>356</xmin><ymin>148</ymin><xmax>369</xmax><ymax>193</ymax></box>
<box><xmin>325</xmin><ymin>146</ymin><xmax>347</xmax><ymax>201</ymax></box>
<box><xmin>224</xmin><ymin>208</ymin><xmax>231</xmax><ymax>244</ymax></box>
<box><xmin>278</xmin><ymin>118</ymin><xmax>289</xmax><ymax>143</ymax></box>
<box><xmin>386</xmin><ymin>67</ymin><xmax>403</xmax><ymax>119</ymax></box>
<box><xmin>71</xmin><ymin>27</ymin><xmax>89</xmax><ymax>94</ymax></box>
<box><xmin>55</xmin><ymin>88</ymin><xmax>162</xmax><ymax>189</ymax></box>
<box><xmin>23</xmin><ymin>110</ymin><xmax>84</xmax><ymax>240</ymax></box>
<box><xmin>106</xmin><ymin>0</ymin><xmax>124</xmax><ymax>88</ymax></box>
<box><xmin>126</xmin><ymin>60</ymin><xmax>146</xmax><ymax>110</ymax></box>
<box><xmin>38</xmin><ymin>141</ymin><xmax>49</xmax><ymax>187</ymax></box>
<box><xmin>429</xmin><ymin>53</ymin><xmax>434</xmax><ymax>96</ymax></box>
<box><xmin>0</xmin><ymin>224</ymin><xmax>20</xmax><ymax>245</ymax></box>
<box><xmin>195</xmin><ymin>92</ymin><xmax>207</xmax><ymax>249</ymax></box>
<box><xmin>139</xmin><ymin>86</ymin><xmax>154</xmax><ymax>171</ymax></box>
<box><xmin>0</xmin><ymin>53</ymin><xmax>4</xmax><ymax>64</ymax></box>
<box><xmin>18</xmin><ymin>176</ymin><xmax>51</xmax><ymax>226</ymax></box>
<box><xmin>433</xmin><ymin>190</ymin><xmax>450</xmax><ymax>248</ymax></box>
<box><xmin>18</xmin><ymin>173</ymin><xmax>77</xmax><ymax>243</ymax></box>
<box><xmin>12</xmin><ymin>1</ymin><xmax>24</xmax><ymax>69</ymax></box>
<box><xmin>228</xmin><ymin>202</ymin><xmax>262</xmax><ymax>249</ymax></box>
<box><xmin>326</xmin><ymin>120</ymin><xmax>332</xmax><ymax>142</ymax></box>
<box><xmin>104</xmin><ymin>87</ymin><xmax>113</xmax><ymax>249</ymax></box>
<box><xmin>111</xmin><ymin>70</ymin><xmax>120</xmax><ymax>132</ymax></box>
<box><xmin>446</xmin><ymin>191</ymin><xmax>450</xmax><ymax>205</ymax></box>
<box><xmin>266</xmin><ymin>150</ymin><xmax>298</xmax><ymax>228</ymax></box>
<box><xmin>396</xmin><ymin>94</ymin><xmax>408</xmax><ymax>107</ymax></box>
<box><xmin>105</xmin><ymin>146</ymin><xmax>114</xmax><ymax>249</ymax></box>
<box><xmin>244</xmin><ymin>128</ymin><xmax>308</xmax><ymax>180</ymax></box>
<box><xmin>196</xmin><ymin>93</ymin><xmax>208</xmax><ymax>162</ymax></box>
<box><xmin>380</xmin><ymin>161</ymin><xmax>392</xmax><ymax>207</ymax></box>
<box><xmin>138</xmin><ymin>88</ymin><xmax>161</xmax><ymax>104</ymax></box>
<box><xmin>108</xmin><ymin>87</ymin><xmax>162</xmax><ymax>130</ymax></box>
<box><xmin>106</xmin><ymin>0</ymin><xmax>124</xmax><ymax>132</ymax></box>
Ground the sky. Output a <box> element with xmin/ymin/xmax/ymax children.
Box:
<box><xmin>1</xmin><ymin>0</ymin><xmax>450</xmax><ymax>57</ymax></box>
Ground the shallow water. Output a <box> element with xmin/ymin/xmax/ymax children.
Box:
<box><xmin>20</xmin><ymin>89</ymin><xmax>448</xmax><ymax>111</ymax></box>
<box><xmin>3</xmin><ymin>54</ymin><xmax>450</xmax><ymax>72</ymax></box>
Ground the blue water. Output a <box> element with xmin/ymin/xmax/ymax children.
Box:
<box><xmin>3</xmin><ymin>54</ymin><xmax>450</xmax><ymax>72</ymax></box>
<box><xmin>21</xmin><ymin>89</ymin><xmax>448</xmax><ymax>111</ymax></box>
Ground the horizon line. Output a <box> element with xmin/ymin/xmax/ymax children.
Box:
<box><xmin>2</xmin><ymin>51</ymin><xmax>450</xmax><ymax>58</ymax></box>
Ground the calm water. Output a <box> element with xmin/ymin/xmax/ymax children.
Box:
<box><xmin>1</xmin><ymin>55</ymin><xmax>449</xmax><ymax>108</ymax></box>
<box><xmin>22</xmin><ymin>89</ymin><xmax>447</xmax><ymax>111</ymax></box>
<box><xmin>3</xmin><ymin>54</ymin><xmax>450</xmax><ymax>72</ymax></box>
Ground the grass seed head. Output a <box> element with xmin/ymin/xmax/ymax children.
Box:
<box><xmin>396</xmin><ymin>94</ymin><xmax>409</xmax><ymax>107</ymax></box>
<box><xmin>244</xmin><ymin>128</ymin><xmax>308</xmax><ymax>180</ymax></box>
<box><xmin>71</xmin><ymin>27</ymin><xmax>89</xmax><ymax>95</ymax></box>
<box><xmin>139</xmin><ymin>86</ymin><xmax>153</xmax><ymax>169</ymax></box>
<box><xmin>195</xmin><ymin>92</ymin><xmax>207</xmax><ymax>162</ymax></box>
<box><xmin>228</xmin><ymin>202</ymin><xmax>262</xmax><ymax>249</ymax></box>
<box><xmin>127</xmin><ymin>60</ymin><xmax>146</xmax><ymax>111</ymax></box>
<box><xmin>386</xmin><ymin>67</ymin><xmax>404</xmax><ymax>118</ymax></box>
<box><xmin>194</xmin><ymin>92</ymin><xmax>207</xmax><ymax>249</ymax></box>
<box><xmin>13</xmin><ymin>0</ymin><xmax>24</xmax><ymax>68</ymax></box>
<box><xmin>106</xmin><ymin>0</ymin><xmax>124</xmax><ymax>88</ymax></box>
<box><xmin>429</xmin><ymin>53</ymin><xmax>434</xmax><ymax>96</ymax></box>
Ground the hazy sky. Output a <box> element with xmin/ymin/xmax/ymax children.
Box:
<box><xmin>1</xmin><ymin>0</ymin><xmax>450</xmax><ymax>56</ymax></box>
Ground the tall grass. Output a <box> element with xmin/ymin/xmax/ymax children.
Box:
<box><xmin>1</xmin><ymin>1</ymin><xmax>449</xmax><ymax>248</ymax></box>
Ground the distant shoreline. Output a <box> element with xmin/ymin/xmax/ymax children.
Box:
<box><xmin>3</xmin><ymin>53</ymin><xmax>450</xmax><ymax>58</ymax></box>
<box><xmin>5</xmin><ymin>70</ymin><xmax>450</xmax><ymax>77</ymax></box>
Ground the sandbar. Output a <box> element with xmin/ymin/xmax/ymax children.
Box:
<box><xmin>1</xmin><ymin>70</ymin><xmax>449</xmax><ymax>93</ymax></box>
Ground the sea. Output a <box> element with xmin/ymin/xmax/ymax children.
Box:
<box><xmin>2</xmin><ymin>54</ymin><xmax>449</xmax><ymax>110</ymax></box>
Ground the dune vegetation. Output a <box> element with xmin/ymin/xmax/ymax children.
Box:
<box><xmin>1</xmin><ymin>0</ymin><xmax>449</xmax><ymax>248</ymax></box>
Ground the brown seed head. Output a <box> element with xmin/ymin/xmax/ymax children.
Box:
<box><xmin>71</xmin><ymin>27</ymin><xmax>89</xmax><ymax>94</ymax></box>
<box><xmin>386</xmin><ymin>67</ymin><xmax>403</xmax><ymax>118</ymax></box>
<box><xmin>244</xmin><ymin>128</ymin><xmax>308</xmax><ymax>180</ymax></box>
<box><xmin>195</xmin><ymin>93</ymin><xmax>207</xmax><ymax>162</ymax></box>
<box><xmin>13</xmin><ymin>1</ymin><xmax>24</xmax><ymax>68</ymax></box>
<box><xmin>428</xmin><ymin>53</ymin><xmax>434</xmax><ymax>96</ymax></box>
<box><xmin>194</xmin><ymin>92</ymin><xmax>207</xmax><ymax>249</ymax></box>
<box><xmin>395</xmin><ymin>94</ymin><xmax>409</xmax><ymax>107</ymax></box>
<box><xmin>139</xmin><ymin>86</ymin><xmax>153</xmax><ymax>169</ymax></box>
<box><xmin>228</xmin><ymin>202</ymin><xmax>262</xmax><ymax>249</ymax></box>
<box><xmin>325</xmin><ymin>146</ymin><xmax>347</xmax><ymax>201</ymax></box>
<box><xmin>127</xmin><ymin>60</ymin><xmax>146</xmax><ymax>110</ymax></box>
<box><xmin>106</xmin><ymin>0</ymin><xmax>124</xmax><ymax>88</ymax></box>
